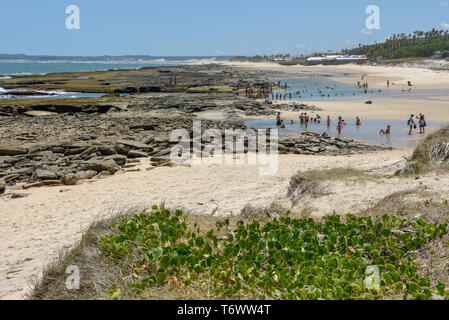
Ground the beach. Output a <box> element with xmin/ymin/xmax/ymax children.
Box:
<box><xmin>223</xmin><ymin>61</ymin><xmax>449</xmax><ymax>122</ymax></box>
<box><xmin>1</xmin><ymin>62</ymin><xmax>449</xmax><ymax>299</ymax></box>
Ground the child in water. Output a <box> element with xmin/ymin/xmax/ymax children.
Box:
<box><xmin>379</xmin><ymin>125</ymin><xmax>391</xmax><ymax>135</ymax></box>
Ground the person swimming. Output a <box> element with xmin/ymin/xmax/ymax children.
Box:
<box><xmin>379</xmin><ymin>125</ymin><xmax>391</xmax><ymax>135</ymax></box>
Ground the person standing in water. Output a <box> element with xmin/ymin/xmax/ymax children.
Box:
<box><xmin>356</xmin><ymin>116</ymin><xmax>362</xmax><ymax>126</ymax></box>
<box><xmin>419</xmin><ymin>115</ymin><xmax>427</xmax><ymax>134</ymax></box>
<box><xmin>337</xmin><ymin>119</ymin><xmax>343</xmax><ymax>135</ymax></box>
<box><xmin>408</xmin><ymin>116</ymin><xmax>416</xmax><ymax>135</ymax></box>
<box><xmin>327</xmin><ymin>116</ymin><xmax>331</xmax><ymax>127</ymax></box>
<box><xmin>276</xmin><ymin>112</ymin><xmax>282</xmax><ymax>126</ymax></box>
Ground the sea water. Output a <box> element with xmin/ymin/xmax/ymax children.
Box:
<box><xmin>0</xmin><ymin>88</ymin><xmax>107</xmax><ymax>100</ymax></box>
<box><xmin>272</xmin><ymin>77</ymin><xmax>398</xmax><ymax>101</ymax></box>
<box><xmin>245</xmin><ymin>118</ymin><xmax>448</xmax><ymax>149</ymax></box>
<box><xmin>0</xmin><ymin>58</ymin><xmax>213</xmax><ymax>76</ymax></box>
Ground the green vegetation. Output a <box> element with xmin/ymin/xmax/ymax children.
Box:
<box><xmin>185</xmin><ymin>86</ymin><xmax>234</xmax><ymax>93</ymax></box>
<box><xmin>98</xmin><ymin>206</ymin><xmax>449</xmax><ymax>300</ymax></box>
<box><xmin>344</xmin><ymin>29</ymin><xmax>449</xmax><ymax>59</ymax></box>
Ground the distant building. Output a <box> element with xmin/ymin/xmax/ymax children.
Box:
<box><xmin>306</xmin><ymin>54</ymin><xmax>367</xmax><ymax>65</ymax></box>
<box><xmin>311</xmin><ymin>51</ymin><xmax>342</xmax><ymax>57</ymax></box>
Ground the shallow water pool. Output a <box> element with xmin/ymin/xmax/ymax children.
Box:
<box><xmin>245</xmin><ymin>118</ymin><xmax>448</xmax><ymax>149</ymax></box>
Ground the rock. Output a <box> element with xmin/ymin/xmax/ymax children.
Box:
<box><xmin>22</xmin><ymin>180</ymin><xmax>62</xmax><ymax>189</ymax></box>
<box><xmin>127</xmin><ymin>150</ymin><xmax>149</xmax><ymax>158</ymax></box>
<box><xmin>325</xmin><ymin>145</ymin><xmax>340</xmax><ymax>152</ymax></box>
<box><xmin>34</xmin><ymin>169</ymin><xmax>58</xmax><ymax>180</ymax></box>
<box><xmin>0</xmin><ymin>179</ymin><xmax>5</xmax><ymax>195</ymax></box>
<box><xmin>143</xmin><ymin>136</ymin><xmax>155</xmax><ymax>145</ymax></box>
<box><xmin>11</xmin><ymin>193</ymin><xmax>29</xmax><ymax>199</ymax></box>
<box><xmin>104</xmin><ymin>154</ymin><xmax>127</xmax><ymax>166</ymax></box>
<box><xmin>117</xmin><ymin>140</ymin><xmax>153</xmax><ymax>152</ymax></box>
<box><xmin>0</xmin><ymin>147</ymin><xmax>28</xmax><ymax>156</ymax></box>
<box><xmin>430</xmin><ymin>295</ymin><xmax>445</xmax><ymax>301</ymax></box>
<box><xmin>94</xmin><ymin>171</ymin><xmax>112</xmax><ymax>179</ymax></box>
<box><xmin>60</xmin><ymin>173</ymin><xmax>78</xmax><ymax>186</ymax></box>
<box><xmin>84</xmin><ymin>159</ymin><xmax>120</xmax><ymax>174</ymax></box>
<box><xmin>151</xmin><ymin>147</ymin><xmax>173</xmax><ymax>157</ymax></box>
<box><xmin>75</xmin><ymin>170</ymin><xmax>98</xmax><ymax>180</ymax></box>
<box><xmin>73</xmin><ymin>146</ymin><xmax>98</xmax><ymax>160</ymax></box>
<box><xmin>122</xmin><ymin>163</ymin><xmax>139</xmax><ymax>169</ymax></box>
<box><xmin>98</xmin><ymin>146</ymin><xmax>117</xmax><ymax>155</ymax></box>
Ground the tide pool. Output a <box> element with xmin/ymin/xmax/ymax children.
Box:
<box><xmin>245</xmin><ymin>118</ymin><xmax>448</xmax><ymax>149</ymax></box>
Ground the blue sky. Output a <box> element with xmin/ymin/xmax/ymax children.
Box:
<box><xmin>1</xmin><ymin>0</ymin><xmax>449</xmax><ymax>56</ymax></box>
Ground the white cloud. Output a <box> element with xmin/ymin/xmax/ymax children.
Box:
<box><xmin>441</xmin><ymin>21</ymin><xmax>449</xmax><ymax>30</ymax></box>
<box><xmin>440</xmin><ymin>2</ymin><xmax>448</xmax><ymax>6</ymax></box>
<box><xmin>359</xmin><ymin>28</ymin><xmax>373</xmax><ymax>35</ymax></box>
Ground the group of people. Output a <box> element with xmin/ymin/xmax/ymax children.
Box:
<box><xmin>245</xmin><ymin>85</ymin><xmax>272</xmax><ymax>99</ymax></box>
<box><xmin>277</xmin><ymin>112</ymin><xmax>360</xmax><ymax>136</ymax></box>
<box><xmin>378</xmin><ymin>114</ymin><xmax>427</xmax><ymax>136</ymax></box>
<box><xmin>408</xmin><ymin>113</ymin><xmax>427</xmax><ymax>134</ymax></box>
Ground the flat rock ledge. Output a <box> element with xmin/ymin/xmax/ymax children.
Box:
<box><xmin>278</xmin><ymin>132</ymin><xmax>392</xmax><ymax>155</ymax></box>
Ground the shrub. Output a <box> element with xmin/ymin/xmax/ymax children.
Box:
<box><xmin>99</xmin><ymin>206</ymin><xmax>449</xmax><ymax>300</ymax></box>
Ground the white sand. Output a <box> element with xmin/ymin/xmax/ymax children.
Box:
<box><xmin>3</xmin><ymin>149</ymin><xmax>449</xmax><ymax>299</ymax></box>
<box><xmin>223</xmin><ymin>61</ymin><xmax>449</xmax><ymax>90</ymax></box>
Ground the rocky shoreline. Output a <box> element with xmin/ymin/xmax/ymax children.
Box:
<box><xmin>0</xmin><ymin>64</ymin><xmax>392</xmax><ymax>195</ymax></box>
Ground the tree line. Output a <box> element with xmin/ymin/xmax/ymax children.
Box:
<box><xmin>343</xmin><ymin>29</ymin><xmax>449</xmax><ymax>59</ymax></box>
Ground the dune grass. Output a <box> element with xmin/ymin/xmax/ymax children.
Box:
<box><xmin>402</xmin><ymin>126</ymin><xmax>449</xmax><ymax>176</ymax></box>
<box><xmin>287</xmin><ymin>168</ymin><xmax>376</xmax><ymax>206</ymax></box>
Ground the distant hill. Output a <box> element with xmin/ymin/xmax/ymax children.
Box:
<box><xmin>343</xmin><ymin>29</ymin><xmax>449</xmax><ymax>59</ymax></box>
<box><xmin>0</xmin><ymin>54</ymin><xmax>232</xmax><ymax>62</ymax></box>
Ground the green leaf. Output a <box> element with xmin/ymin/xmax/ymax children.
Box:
<box><xmin>156</xmin><ymin>271</ymin><xmax>167</xmax><ymax>283</ymax></box>
<box><xmin>407</xmin><ymin>282</ymin><xmax>419</xmax><ymax>293</ymax></box>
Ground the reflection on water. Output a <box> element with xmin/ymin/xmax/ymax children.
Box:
<box><xmin>245</xmin><ymin>118</ymin><xmax>448</xmax><ymax>149</ymax></box>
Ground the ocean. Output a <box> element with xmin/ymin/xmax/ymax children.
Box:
<box><xmin>0</xmin><ymin>58</ymin><xmax>224</xmax><ymax>100</ymax></box>
<box><xmin>0</xmin><ymin>57</ymin><xmax>224</xmax><ymax>76</ymax></box>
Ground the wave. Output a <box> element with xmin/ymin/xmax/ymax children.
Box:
<box><xmin>185</xmin><ymin>57</ymin><xmax>217</xmax><ymax>64</ymax></box>
<box><xmin>149</xmin><ymin>58</ymin><xmax>167</xmax><ymax>63</ymax></box>
<box><xmin>0</xmin><ymin>87</ymin><xmax>7</xmax><ymax>93</ymax></box>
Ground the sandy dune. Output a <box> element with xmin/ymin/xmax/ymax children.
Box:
<box><xmin>3</xmin><ymin>148</ymin><xmax>449</xmax><ymax>299</ymax></box>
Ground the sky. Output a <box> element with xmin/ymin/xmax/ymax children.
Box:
<box><xmin>1</xmin><ymin>0</ymin><xmax>449</xmax><ymax>57</ymax></box>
